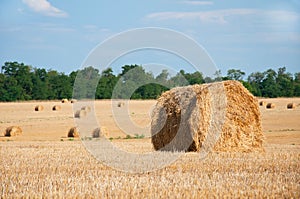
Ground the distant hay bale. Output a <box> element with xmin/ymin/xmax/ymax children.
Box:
<box><xmin>5</xmin><ymin>126</ymin><xmax>22</xmax><ymax>137</ymax></box>
<box><xmin>151</xmin><ymin>80</ymin><xmax>264</xmax><ymax>152</ymax></box>
<box><xmin>68</xmin><ymin>127</ymin><xmax>79</xmax><ymax>138</ymax></box>
<box><xmin>259</xmin><ymin>101</ymin><xmax>266</xmax><ymax>106</ymax></box>
<box><xmin>70</xmin><ymin>99</ymin><xmax>77</xmax><ymax>103</ymax></box>
<box><xmin>81</xmin><ymin>106</ymin><xmax>91</xmax><ymax>112</ymax></box>
<box><xmin>266</xmin><ymin>103</ymin><xmax>275</xmax><ymax>109</ymax></box>
<box><xmin>34</xmin><ymin>105</ymin><xmax>44</xmax><ymax>111</ymax></box>
<box><xmin>61</xmin><ymin>99</ymin><xmax>68</xmax><ymax>103</ymax></box>
<box><xmin>52</xmin><ymin>105</ymin><xmax>61</xmax><ymax>111</ymax></box>
<box><xmin>92</xmin><ymin>127</ymin><xmax>109</xmax><ymax>138</ymax></box>
<box><xmin>74</xmin><ymin>110</ymin><xmax>87</xmax><ymax>118</ymax></box>
<box><xmin>117</xmin><ymin>102</ymin><xmax>125</xmax><ymax>107</ymax></box>
<box><xmin>287</xmin><ymin>103</ymin><xmax>296</xmax><ymax>109</ymax></box>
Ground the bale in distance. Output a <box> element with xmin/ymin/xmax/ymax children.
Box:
<box><xmin>70</xmin><ymin>99</ymin><xmax>77</xmax><ymax>103</ymax></box>
<box><xmin>74</xmin><ymin>110</ymin><xmax>87</xmax><ymax>118</ymax></box>
<box><xmin>68</xmin><ymin>127</ymin><xmax>79</xmax><ymax>138</ymax></box>
<box><xmin>81</xmin><ymin>106</ymin><xmax>91</xmax><ymax>112</ymax></box>
<box><xmin>92</xmin><ymin>127</ymin><xmax>109</xmax><ymax>138</ymax></box>
<box><xmin>4</xmin><ymin>126</ymin><xmax>22</xmax><ymax>137</ymax></box>
<box><xmin>151</xmin><ymin>80</ymin><xmax>264</xmax><ymax>153</ymax></box>
<box><xmin>117</xmin><ymin>102</ymin><xmax>125</xmax><ymax>107</ymax></box>
<box><xmin>34</xmin><ymin>105</ymin><xmax>44</xmax><ymax>111</ymax></box>
<box><xmin>259</xmin><ymin>101</ymin><xmax>266</xmax><ymax>106</ymax></box>
<box><xmin>52</xmin><ymin>105</ymin><xmax>61</xmax><ymax>111</ymax></box>
<box><xmin>266</xmin><ymin>103</ymin><xmax>275</xmax><ymax>109</ymax></box>
<box><xmin>287</xmin><ymin>103</ymin><xmax>296</xmax><ymax>109</ymax></box>
<box><xmin>61</xmin><ymin>99</ymin><xmax>68</xmax><ymax>103</ymax></box>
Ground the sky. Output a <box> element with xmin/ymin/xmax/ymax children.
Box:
<box><xmin>0</xmin><ymin>0</ymin><xmax>300</xmax><ymax>77</ymax></box>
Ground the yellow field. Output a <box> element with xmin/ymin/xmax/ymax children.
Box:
<box><xmin>0</xmin><ymin>98</ymin><xmax>300</xmax><ymax>197</ymax></box>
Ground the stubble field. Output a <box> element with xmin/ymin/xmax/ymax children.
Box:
<box><xmin>0</xmin><ymin>98</ymin><xmax>299</xmax><ymax>198</ymax></box>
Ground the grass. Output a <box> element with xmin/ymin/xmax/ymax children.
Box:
<box><xmin>0</xmin><ymin>141</ymin><xmax>299</xmax><ymax>198</ymax></box>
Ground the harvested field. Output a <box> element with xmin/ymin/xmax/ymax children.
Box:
<box><xmin>0</xmin><ymin>98</ymin><xmax>299</xmax><ymax>197</ymax></box>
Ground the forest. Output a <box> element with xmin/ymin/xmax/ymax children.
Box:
<box><xmin>0</xmin><ymin>61</ymin><xmax>299</xmax><ymax>101</ymax></box>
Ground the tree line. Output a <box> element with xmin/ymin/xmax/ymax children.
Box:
<box><xmin>0</xmin><ymin>61</ymin><xmax>299</xmax><ymax>102</ymax></box>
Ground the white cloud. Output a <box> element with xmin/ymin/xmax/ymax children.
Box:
<box><xmin>22</xmin><ymin>0</ymin><xmax>68</xmax><ymax>17</ymax></box>
<box><xmin>146</xmin><ymin>9</ymin><xmax>300</xmax><ymax>25</ymax></box>
<box><xmin>146</xmin><ymin>9</ymin><xmax>256</xmax><ymax>24</ymax></box>
<box><xmin>182</xmin><ymin>1</ymin><xmax>213</xmax><ymax>6</ymax></box>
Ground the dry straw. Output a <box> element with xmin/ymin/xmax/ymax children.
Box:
<box><xmin>92</xmin><ymin>127</ymin><xmax>109</xmax><ymax>138</ymax></box>
<box><xmin>4</xmin><ymin>126</ymin><xmax>22</xmax><ymax>137</ymax></box>
<box><xmin>74</xmin><ymin>110</ymin><xmax>87</xmax><ymax>118</ymax></box>
<box><xmin>151</xmin><ymin>80</ymin><xmax>264</xmax><ymax>152</ymax></box>
<box><xmin>287</xmin><ymin>103</ymin><xmax>296</xmax><ymax>109</ymax></box>
<box><xmin>34</xmin><ymin>105</ymin><xmax>44</xmax><ymax>111</ymax></box>
<box><xmin>61</xmin><ymin>99</ymin><xmax>68</xmax><ymax>103</ymax></box>
<box><xmin>52</xmin><ymin>105</ymin><xmax>61</xmax><ymax>111</ymax></box>
<box><xmin>68</xmin><ymin>127</ymin><xmax>79</xmax><ymax>138</ymax></box>
<box><xmin>266</xmin><ymin>103</ymin><xmax>275</xmax><ymax>109</ymax></box>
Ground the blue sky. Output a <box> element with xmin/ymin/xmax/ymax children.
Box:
<box><xmin>0</xmin><ymin>0</ymin><xmax>299</xmax><ymax>77</ymax></box>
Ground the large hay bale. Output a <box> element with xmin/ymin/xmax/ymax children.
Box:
<box><xmin>92</xmin><ymin>127</ymin><xmax>109</xmax><ymax>138</ymax></box>
<box><xmin>266</xmin><ymin>103</ymin><xmax>275</xmax><ymax>109</ymax></box>
<box><xmin>287</xmin><ymin>103</ymin><xmax>296</xmax><ymax>109</ymax></box>
<box><xmin>74</xmin><ymin>110</ymin><xmax>87</xmax><ymax>118</ymax></box>
<box><xmin>5</xmin><ymin>126</ymin><xmax>22</xmax><ymax>137</ymax></box>
<box><xmin>81</xmin><ymin>106</ymin><xmax>91</xmax><ymax>112</ymax></box>
<box><xmin>151</xmin><ymin>80</ymin><xmax>264</xmax><ymax>152</ymax></box>
<box><xmin>34</xmin><ymin>105</ymin><xmax>44</xmax><ymax>111</ymax></box>
<box><xmin>68</xmin><ymin>127</ymin><xmax>79</xmax><ymax>138</ymax></box>
<box><xmin>52</xmin><ymin>105</ymin><xmax>61</xmax><ymax>111</ymax></box>
<box><xmin>61</xmin><ymin>99</ymin><xmax>68</xmax><ymax>103</ymax></box>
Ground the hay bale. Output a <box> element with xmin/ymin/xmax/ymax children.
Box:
<box><xmin>52</xmin><ymin>105</ymin><xmax>61</xmax><ymax>111</ymax></box>
<box><xmin>61</xmin><ymin>99</ymin><xmax>68</xmax><ymax>103</ymax></box>
<box><xmin>151</xmin><ymin>80</ymin><xmax>264</xmax><ymax>152</ymax></box>
<box><xmin>70</xmin><ymin>99</ymin><xmax>77</xmax><ymax>103</ymax></box>
<box><xmin>68</xmin><ymin>127</ymin><xmax>79</xmax><ymax>138</ymax></box>
<box><xmin>81</xmin><ymin>106</ymin><xmax>91</xmax><ymax>112</ymax></box>
<box><xmin>287</xmin><ymin>103</ymin><xmax>296</xmax><ymax>109</ymax></box>
<box><xmin>92</xmin><ymin>127</ymin><xmax>109</xmax><ymax>138</ymax></box>
<box><xmin>34</xmin><ymin>105</ymin><xmax>44</xmax><ymax>111</ymax></box>
<box><xmin>266</xmin><ymin>103</ymin><xmax>275</xmax><ymax>109</ymax></box>
<box><xmin>5</xmin><ymin>126</ymin><xmax>22</xmax><ymax>137</ymax></box>
<box><xmin>117</xmin><ymin>102</ymin><xmax>125</xmax><ymax>107</ymax></box>
<box><xmin>74</xmin><ymin>110</ymin><xmax>87</xmax><ymax>118</ymax></box>
<box><xmin>259</xmin><ymin>101</ymin><xmax>266</xmax><ymax>106</ymax></box>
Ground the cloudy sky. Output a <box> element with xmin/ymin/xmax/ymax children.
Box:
<box><xmin>0</xmin><ymin>0</ymin><xmax>299</xmax><ymax>76</ymax></box>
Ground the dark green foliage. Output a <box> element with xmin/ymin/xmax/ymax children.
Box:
<box><xmin>0</xmin><ymin>62</ymin><xmax>299</xmax><ymax>101</ymax></box>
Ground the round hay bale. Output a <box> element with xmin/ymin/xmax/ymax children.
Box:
<box><xmin>61</xmin><ymin>99</ymin><xmax>68</xmax><ymax>103</ymax></box>
<box><xmin>266</xmin><ymin>103</ymin><xmax>275</xmax><ymax>109</ymax></box>
<box><xmin>287</xmin><ymin>103</ymin><xmax>296</xmax><ymax>109</ymax></box>
<box><xmin>68</xmin><ymin>127</ymin><xmax>79</xmax><ymax>138</ymax></box>
<box><xmin>259</xmin><ymin>101</ymin><xmax>266</xmax><ymax>106</ymax></box>
<box><xmin>117</xmin><ymin>102</ymin><xmax>125</xmax><ymax>107</ymax></box>
<box><xmin>81</xmin><ymin>106</ymin><xmax>91</xmax><ymax>112</ymax></box>
<box><xmin>74</xmin><ymin>110</ymin><xmax>87</xmax><ymax>118</ymax></box>
<box><xmin>151</xmin><ymin>80</ymin><xmax>264</xmax><ymax>152</ymax></box>
<box><xmin>92</xmin><ymin>127</ymin><xmax>109</xmax><ymax>138</ymax></box>
<box><xmin>70</xmin><ymin>99</ymin><xmax>77</xmax><ymax>103</ymax></box>
<box><xmin>5</xmin><ymin>126</ymin><xmax>22</xmax><ymax>137</ymax></box>
<box><xmin>34</xmin><ymin>105</ymin><xmax>44</xmax><ymax>111</ymax></box>
<box><xmin>52</xmin><ymin>105</ymin><xmax>61</xmax><ymax>111</ymax></box>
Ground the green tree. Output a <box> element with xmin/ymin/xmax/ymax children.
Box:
<box><xmin>276</xmin><ymin>67</ymin><xmax>294</xmax><ymax>97</ymax></box>
<box><xmin>226</xmin><ymin>69</ymin><xmax>245</xmax><ymax>81</ymax></box>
